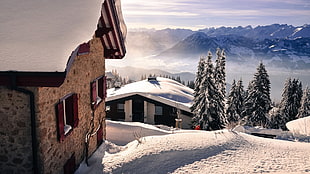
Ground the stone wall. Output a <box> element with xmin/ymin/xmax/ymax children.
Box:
<box><xmin>0</xmin><ymin>86</ymin><xmax>37</xmax><ymax>174</ymax></box>
<box><xmin>36</xmin><ymin>37</ymin><xmax>106</xmax><ymax>174</ymax></box>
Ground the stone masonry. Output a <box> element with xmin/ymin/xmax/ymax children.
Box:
<box><xmin>0</xmin><ymin>37</ymin><xmax>107</xmax><ymax>174</ymax></box>
<box><xmin>36</xmin><ymin>37</ymin><xmax>106</xmax><ymax>174</ymax></box>
<box><xmin>0</xmin><ymin>86</ymin><xmax>37</xmax><ymax>174</ymax></box>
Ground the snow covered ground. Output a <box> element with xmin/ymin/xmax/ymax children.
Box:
<box><xmin>76</xmin><ymin>120</ymin><xmax>310</xmax><ymax>174</ymax></box>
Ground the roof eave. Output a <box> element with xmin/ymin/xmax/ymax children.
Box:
<box><xmin>95</xmin><ymin>0</ymin><xmax>126</xmax><ymax>59</ymax></box>
<box><xmin>0</xmin><ymin>71</ymin><xmax>66</xmax><ymax>87</ymax></box>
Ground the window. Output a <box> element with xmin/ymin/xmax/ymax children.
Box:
<box><xmin>117</xmin><ymin>103</ymin><xmax>124</xmax><ymax>112</ymax></box>
<box><xmin>64</xmin><ymin>153</ymin><xmax>76</xmax><ymax>174</ymax></box>
<box><xmin>91</xmin><ymin>75</ymin><xmax>107</xmax><ymax>109</ymax></box>
<box><xmin>155</xmin><ymin>105</ymin><xmax>163</xmax><ymax>115</ymax></box>
<box><xmin>56</xmin><ymin>93</ymin><xmax>79</xmax><ymax>142</ymax></box>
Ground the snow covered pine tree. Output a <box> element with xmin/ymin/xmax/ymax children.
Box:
<box><xmin>214</xmin><ymin>48</ymin><xmax>228</xmax><ymax>127</ymax></box>
<box><xmin>272</xmin><ymin>78</ymin><xmax>303</xmax><ymax>129</ymax></box>
<box><xmin>242</xmin><ymin>62</ymin><xmax>271</xmax><ymax>127</ymax></box>
<box><xmin>297</xmin><ymin>87</ymin><xmax>310</xmax><ymax>118</ymax></box>
<box><xmin>192</xmin><ymin>51</ymin><xmax>226</xmax><ymax>130</ymax></box>
<box><xmin>191</xmin><ymin>56</ymin><xmax>206</xmax><ymax>127</ymax></box>
<box><xmin>226</xmin><ymin>79</ymin><xmax>245</xmax><ymax>124</ymax></box>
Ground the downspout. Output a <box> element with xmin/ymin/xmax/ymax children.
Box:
<box><xmin>10</xmin><ymin>73</ymin><xmax>39</xmax><ymax>174</ymax></box>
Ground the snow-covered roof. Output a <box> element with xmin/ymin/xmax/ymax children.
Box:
<box><xmin>0</xmin><ymin>0</ymin><xmax>102</xmax><ymax>72</ymax></box>
<box><xmin>107</xmin><ymin>77</ymin><xmax>194</xmax><ymax>112</ymax></box>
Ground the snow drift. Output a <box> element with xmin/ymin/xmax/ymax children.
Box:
<box><xmin>76</xmin><ymin>120</ymin><xmax>310</xmax><ymax>174</ymax></box>
<box><xmin>286</xmin><ymin>116</ymin><xmax>310</xmax><ymax>136</ymax></box>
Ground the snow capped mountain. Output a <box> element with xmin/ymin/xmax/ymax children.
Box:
<box><xmin>158</xmin><ymin>33</ymin><xmax>255</xmax><ymax>61</ymax></box>
<box><xmin>199</xmin><ymin>24</ymin><xmax>310</xmax><ymax>40</ymax></box>
<box><xmin>125</xmin><ymin>24</ymin><xmax>310</xmax><ymax>70</ymax></box>
<box><xmin>156</xmin><ymin>25</ymin><xmax>310</xmax><ymax>70</ymax></box>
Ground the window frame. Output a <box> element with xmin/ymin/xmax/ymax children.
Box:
<box><xmin>56</xmin><ymin>93</ymin><xmax>79</xmax><ymax>142</ymax></box>
<box><xmin>91</xmin><ymin>75</ymin><xmax>107</xmax><ymax>110</ymax></box>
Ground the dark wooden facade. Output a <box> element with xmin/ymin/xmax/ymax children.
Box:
<box><xmin>106</xmin><ymin>94</ymin><xmax>193</xmax><ymax>127</ymax></box>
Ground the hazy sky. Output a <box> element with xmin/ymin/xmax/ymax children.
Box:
<box><xmin>122</xmin><ymin>0</ymin><xmax>310</xmax><ymax>30</ymax></box>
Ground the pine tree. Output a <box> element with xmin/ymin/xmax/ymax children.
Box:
<box><xmin>226</xmin><ymin>80</ymin><xmax>238</xmax><ymax>123</ymax></box>
<box><xmin>176</xmin><ymin>76</ymin><xmax>181</xmax><ymax>83</ymax></box>
<box><xmin>269</xmin><ymin>109</ymin><xmax>286</xmax><ymax>129</ymax></box>
<box><xmin>297</xmin><ymin>87</ymin><xmax>310</xmax><ymax>118</ymax></box>
<box><xmin>243</xmin><ymin>62</ymin><xmax>271</xmax><ymax>127</ymax></box>
<box><xmin>187</xmin><ymin>80</ymin><xmax>195</xmax><ymax>89</ymax></box>
<box><xmin>214</xmin><ymin>48</ymin><xmax>226</xmax><ymax>98</ymax></box>
<box><xmin>236</xmin><ymin>79</ymin><xmax>245</xmax><ymax>115</ymax></box>
<box><xmin>270</xmin><ymin>78</ymin><xmax>302</xmax><ymax>129</ymax></box>
<box><xmin>191</xmin><ymin>56</ymin><xmax>206</xmax><ymax>125</ymax></box>
<box><xmin>226</xmin><ymin>79</ymin><xmax>244</xmax><ymax>124</ymax></box>
<box><xmin>198</xmin><ymin>52</ymin><xmax>225</xmax><ymax>130</ymax></box>
<box><xmin>214</xmin><ymin>48</ymin><xmax>227</xmax><ymax>126</ymax></box>
<box><xmin>290</xmin><ymin>79</ymin><xmax>303</xmax><ymax>120</ymax></box>
<box><xmin>279</xmin><ymin>78</ymin><xmax>303</xmax><ymax>121</ymax></box>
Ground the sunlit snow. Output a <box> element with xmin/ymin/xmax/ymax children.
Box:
<box><xmin>75</xmin><ymin>120</ymin><xmax>310</xmax><ymax>174</ymax></box>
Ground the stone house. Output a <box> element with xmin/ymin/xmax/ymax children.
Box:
<box><xmin>0</xmin><ymin>0</ymin><xmax>126</xmax><ymax>173</ymax></box>
<box><xmin>106</xmin><ymin>77</ymin><xmax>194</xmax><ymax>129</ymax></box>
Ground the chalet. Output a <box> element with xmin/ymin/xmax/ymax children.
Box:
<box><xmin>106</xmin><ymin>77</ymin><xmax>194</xmax><ymax>129</ymax></box>
<box><xmin>0</xmin><ymin>0</ymin><xmax>126</xmax><ymax>174</ymax></box>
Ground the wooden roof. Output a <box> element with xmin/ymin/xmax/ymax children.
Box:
<box><xmin>95</xmin><ymin>0</ymin><xmax>126</xmax><ymax>59</ymax></box>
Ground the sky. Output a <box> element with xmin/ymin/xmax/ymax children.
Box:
<box><xmin>0</xmin><ymin>0</ymin><xmax>102</xmax><ymax>71</ymax></box>
<box><xmin>121</xmin><ymin>0</ymin><xmax>310</xmax><ymax>30</ymax></box>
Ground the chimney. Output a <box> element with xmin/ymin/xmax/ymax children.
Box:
<box><xmin>147</xmin><ymin>77</ymin><xmax>157</xmax><ymax>81</ymax></box>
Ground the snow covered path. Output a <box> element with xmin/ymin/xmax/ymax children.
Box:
<box><xmin>76</xmin><ymin>121</ymin><xmax>310</xmax><ymax>174</ymax></box>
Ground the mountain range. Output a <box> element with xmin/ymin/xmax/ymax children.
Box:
<box><xmin>126</xmin><ymin>24</ymin><xmax>310</xmax><ymax>70</ymax></box>
<box><xmin>107</xmin><ymin>24</ymin><xmax>310</xmax><ymax>100</ymax></box>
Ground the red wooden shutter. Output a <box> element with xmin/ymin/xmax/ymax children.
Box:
<box><xmin>103</xmin><ymin>76</ymin><xmax>107</xmax><ymax>99</ymax></box>
<box><xmin>73</xmin><ymin>94</ymin><xmax>79</xmax><ymax>128</ymax></box>
<box><xmin>97</xmin><ymin>125</ymin><xmax>103</xmax><ymax>147</ymax></box>
<box><xmin>98</xmin><ymin>76</ymin><xmax>104</xmax><ymax>99</ymax></box>
<box><xmin>65</xmin><ymin>95</ymin><xmax>74</xmax><ymax>127</ymax></box>
<box><xmin>56</xmin><ymin>101</ymin><xmax>65</xmax><ymax>142</ymax></box>
<box><xmin>64</xmin><ymin>153</ymin><xmax>76</xmax><ymax>174</ymax></box>
<box><xmin>91</xmin><ymin>81</ymin><xmax>97</xmax><ymax>109</ymax></box>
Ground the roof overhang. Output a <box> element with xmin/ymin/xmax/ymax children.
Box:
<box><xmin>95</xmin><ymin>0</ymin><xmax>126</xmax><ymax>59</ymax></box>
<box><xmin>0</xmin><ymin>71</ymin><xmax>66</xmax><ymax>87</ymax></box>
